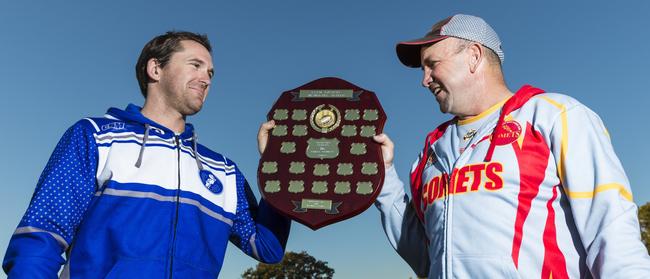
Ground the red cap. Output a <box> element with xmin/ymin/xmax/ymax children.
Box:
<box><xmin>396</xmin><ymin>16</ymin><xmax>453</xmax><ymax>68</ymax></box>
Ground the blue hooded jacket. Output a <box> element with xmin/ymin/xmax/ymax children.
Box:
<box><xmin>3</xmin><ymin>104</ymin><xmax>290</xmax><ymax>278</ymax></box>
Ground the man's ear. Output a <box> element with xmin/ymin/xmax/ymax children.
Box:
<box><xmin>146</xmin><ymin>58</ymin><xmax>161</xmax><ymax>82</ymax></box>
<box><xmin>468</xmin><ymin>43</ymin><xmax>483</xmax><ymax>73</ymax></box>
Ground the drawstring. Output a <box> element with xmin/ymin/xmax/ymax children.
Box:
<box><xmin>193</xmin><ymin>132</ymin><xmax>203</xmax><ymax>170</ymax></box>
<box><xmin>133</xmin><ymin>125</ymin><xmax>205</xmax><ymax>171</ymax></box>
<box><xmin>193</xmin><ymin>130</ymin><xmax>224</xmax><ymax>194</ymax></box>
<box><xmin>135</xmin><ymin>124</ymin><xmax>150</xmax><ymax>168</ymax></box>
<box><xmin>483</xmin><ymin>112</ymin><xmax>505</xmax><ymax>162</ymax></box>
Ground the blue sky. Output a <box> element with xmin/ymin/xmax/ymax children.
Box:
<box><xmin>1</xmin><ymin>1</ymin><xmax>649</xmax><ymax>278</ymax></box>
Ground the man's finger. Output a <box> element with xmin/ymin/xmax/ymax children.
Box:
<box><xmin>257</xmin><ymin>120</ymin><xmax>275</xmax><ymax>155</ymax></box>
<box><xmin>373</xmin><ymin>133</ymin><xmax>394</xmax><ymax>168</ymax></box>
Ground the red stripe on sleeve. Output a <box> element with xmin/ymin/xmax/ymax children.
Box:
<box><xmin>540</xmin><ymin>186</ymin><xmax>569</xmax><ymax>279</ymax></box>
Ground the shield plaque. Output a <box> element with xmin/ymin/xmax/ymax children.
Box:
<box><xmin>258</xmin><ymin>77</ymin><xmax>386</xmax><ymax>230</ymax></box>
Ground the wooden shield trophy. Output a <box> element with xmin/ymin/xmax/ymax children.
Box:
<box><xmin>258</xmin><ymin>77</ymin><xmax>386</xmax><ymax>230</ymax></box>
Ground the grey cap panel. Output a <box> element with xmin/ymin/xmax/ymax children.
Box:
<box><xmin>442</xmin><ymin>14</ymin><xmax>504</xmax><ymax>62</ymax></box>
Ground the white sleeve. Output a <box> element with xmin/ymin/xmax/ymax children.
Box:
<box><xmin>375</xmin><ymin>165</ymin><xmax>430</xmax><ymax>277</ymax></box>
<box><xmin>551</xmin><ymin>103</ymin><xmax>650</xmax><ymax>278</ymax></box>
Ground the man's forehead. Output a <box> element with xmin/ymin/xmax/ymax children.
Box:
<box><xmin>176</xmin><ymin>41</ymin><xmax>213</xmax><ymax>63</ymax></box>
<box><xmin>420</xmin><ymin>38</ymin><xmax>455</xmax><ymax>57</ymax></box>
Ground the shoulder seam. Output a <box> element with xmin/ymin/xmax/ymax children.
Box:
<box><xmin>81</xmin><ymin>118</ymin><xmax>100</xmax><ymax>132</ymax></box>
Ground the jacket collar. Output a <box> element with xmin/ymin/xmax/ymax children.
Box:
<box><xmin>106</xmin><ymin>103</ymin><xmax>196</xmax><ymax>140</ymax></box>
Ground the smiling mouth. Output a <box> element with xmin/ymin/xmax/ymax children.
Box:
<box><xmin>430</xmin><ymin>86</ymin><xmax>443</xmax><ymax>96</ymax></box>
<box><xmin>189</xmin><ymin>83</ymin><xmax>208</xmax><ymax>94</ymax></box>
<box><xmin>189</xmin><ymin>87</ymin><xmax>204</xmax><ymax>96</ymax></box>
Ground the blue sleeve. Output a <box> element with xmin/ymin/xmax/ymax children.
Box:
<box><xmin>228</xmin><ymin>166</ymin><xmax>291</xmax><ymax>264</ymax></box>
<box><xmin>3</xmin><ymin>120</ymin><xmax>98</xmax><ymax>278</ymax></box>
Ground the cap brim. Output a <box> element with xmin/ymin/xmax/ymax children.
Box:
<box><xmin>396</xmin><ymin>35</ymin><xmax>448</xmax><ymax>68</ymax></box>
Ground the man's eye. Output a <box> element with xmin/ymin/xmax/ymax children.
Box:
<box><xmin>191</xmin><ymin>63</ymin><xmax>200</xmax><ymax>68</ymax></box>
<box><xmin>421</xmin><ymin>62</ymin><xmax>435</xmax><ymax>71</ymax></box>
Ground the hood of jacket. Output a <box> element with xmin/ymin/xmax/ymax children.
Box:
<box><xmin>106</xmin><ymin>103</ymin><xmax>196</xmax><ymax>140</ymax></box>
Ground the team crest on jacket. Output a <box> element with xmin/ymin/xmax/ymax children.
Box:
<box><xmin>493</xmin><ymin>120</ymin><xmax>522</xmax><ymax>146</ymax></box>
<box><xmin>200</xmin><ymin>170</ymin><xmax>223</xmax><ymax>194</ymax></box>
<box><xmin>463</xmin><ymin>129</ymin><xmax>477</xmax><ymax>141</ymax></box>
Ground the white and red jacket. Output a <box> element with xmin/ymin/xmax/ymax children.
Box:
<box><xmin>376</xmin><ymin>85</ymin><xmax>650</xmax><ymax>278</ymax></box>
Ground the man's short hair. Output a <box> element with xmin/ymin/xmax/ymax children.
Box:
<box><xmin>454</xmin><ymin>38</ymin><xmax>502</xmax><ymax>67</ymax></box>
<box><xmin>135</xmin><ymin>31</ymin><xmax>212</xmax><ymax>98</ymax></box>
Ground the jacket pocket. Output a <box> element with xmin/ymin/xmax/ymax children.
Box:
<box><xmin>452</xmin><ymin>254</ymin><xmax>521</xmax><ymax>279</ymax></box>
<box><xmin>104</xmin><ymin>258</ymin><xmax>166</xmax><ymax>278</ymax></box>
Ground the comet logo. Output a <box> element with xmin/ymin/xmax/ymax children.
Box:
<box><xmin>493</xmin><ymin>120</ymin><xmax>521</xmax><ymax>146</ymax></box>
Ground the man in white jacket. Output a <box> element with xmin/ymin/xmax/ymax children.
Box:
<box><xmin>373</xmin><ymin>14</ymin><xmax>650</xmax><ymax>278</ymax></box>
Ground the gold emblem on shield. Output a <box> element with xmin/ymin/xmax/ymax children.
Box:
<box><xmin>310</xmin><ymin>104</ymin><xmax>341</xmax><ymax>133</ymax></box>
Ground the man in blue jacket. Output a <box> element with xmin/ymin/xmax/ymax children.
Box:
<box><xmin>3</xmin><ymin>31</ymin><xmax>290</xmax><ymax>278</ymax></box>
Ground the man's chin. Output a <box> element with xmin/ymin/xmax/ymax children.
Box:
<box><xmin>438</xmin><ymin>104</ymin><xmax>451</xmax><ymax>114</ymax></box>
<box><xmin>184</xmin><ymin>103</ymin><xmax>204</xmax><ymax>116</ymax></box>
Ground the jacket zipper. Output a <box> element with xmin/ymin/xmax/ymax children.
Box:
<box><xmin>169</xmin><ymin>136</ymin><xmax>181</xmax><ymax>278</ymax></box>
<box><xmin>443</xmin><ymin>120</ymin><xmax>497</xmax><ymax>278</ymax></box>
<box><xmin>443</xmin><ymin>176</ymin><xmax>451</xmax><ymax>278</ymax></box>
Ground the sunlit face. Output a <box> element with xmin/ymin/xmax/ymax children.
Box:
<box><xmin>157</xmin><ymin>40</ymin><xmax>214</xmax><ymax>116</ymax></box>
<box><xmin>420</xmin><ymin>38</ymin><xmax>470</xmax><ymax>115</ymax></box>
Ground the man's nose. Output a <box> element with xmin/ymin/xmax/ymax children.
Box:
<box><xmin>421</xmin><ymin>70</ymin><xmax>433</xmax><ymax>88</ymax></box>
<box><xmin>199</xmin><ymin>80</ymin><xmax>209</xmax><ymax>89</ymax></box>
<box><xmin>200</xmin><ymin>73</ymin><xmax>211</xmax><ymax>87</ymax></box>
